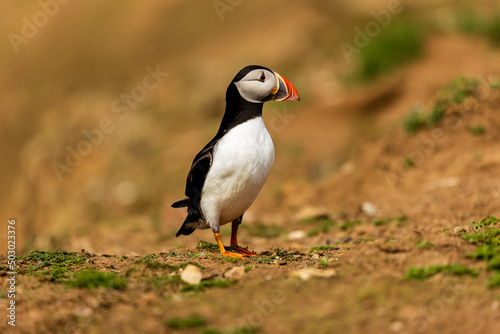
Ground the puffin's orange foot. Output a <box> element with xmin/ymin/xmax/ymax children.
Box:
<box><xmin>229</xmin><ymin>246</ymin><xmax>257</xmax><ymax>257</ymax></box>
<box><xmin>214</xmin><ymin>232</ymin><xmax>255</xmax><ymax>258</ymax></box>
<box><xmin>221</xmin><ymin>250</ymin><xmax>250</xmax><ymax>259</ymax></box>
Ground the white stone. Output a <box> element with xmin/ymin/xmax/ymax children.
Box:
<box><xmin>361</xmin><ymin>202</ymin><xmax>378</xmax><ymax>216</ymax></box>
<box><xmin>288</xmin><ymin>230</ymin><xmax>306</xmax><ymax>240</ymax></box>
<box><xmin>290</xmin><ymin>268</ymin><xmax>336</xmax><ymax>281</ymax></box>
<box><xmin>180</xmin><ymin>264</ymin><xmax>202</xmax><ymax>285</ymax></box>
<box><xmin>224</xmin><ymin>266</ymin><xmax>245</xmax><ymax>280</ymax></box>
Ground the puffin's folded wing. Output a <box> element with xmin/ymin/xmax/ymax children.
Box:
<box><xmin>184</xmin><ymin>140</ymin><xmax>216</xmax><ymax>213</ymax></box>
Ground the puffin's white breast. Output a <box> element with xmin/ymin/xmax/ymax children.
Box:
<box><xmin>200</xmin><ymin>117</ymin><xmax>274</xmax><ymax>229</ymax></box>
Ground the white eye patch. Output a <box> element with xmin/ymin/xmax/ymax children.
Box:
<box><xmin>234</xmin><ymin>69</ymin><xmax>277</xmax><ymax>103</ymax></box>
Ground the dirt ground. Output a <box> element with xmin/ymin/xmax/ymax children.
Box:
<box><xmin>2</xmin><ymin>2</ymin><xmax>500</xmax><ymax>333</ymax></box>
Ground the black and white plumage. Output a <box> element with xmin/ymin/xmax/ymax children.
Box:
<box><xmin>172</xmin><ymin>65</ymin><xmax>299</xmax><ymax>258</ymax></box>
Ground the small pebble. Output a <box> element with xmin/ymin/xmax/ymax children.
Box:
<box><xmin>288</xmin><ymin>230</ymin><xmax>306</xmax><ymax>240</ymax></box>
<box><xmin>224</xmin><ymin>266</ymin><xmax>245</xmax><ymax>281</ymax></box>
<box><xmin>390</xmin><ymin>321</ymin><xmax>403</xmax><ymax>332</ymax></box>
<box><xmin>362</xmin><ymin>202</ymin><xmax>378</xmax><ymax>216</ymax></box>
<box><xmin>75</xmin><ymin>307</ymin><xmax>93</xmax><ymax>318</ymax></box>
<box><xmin>290</xmin><ymin>268</ymin><xmax>336</xmax><ymax>281</ymax></box>
<box><xmin>311</xmin><ymin>254</ymin><xmax>320</xmax><ymax>260</ymax></box>
<box><xmin>180</xmin><ymin>264</ymin><xmax>202</xmax><ymax>285</ymax></box>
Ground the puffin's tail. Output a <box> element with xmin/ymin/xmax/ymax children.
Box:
<box><xmin>171</xmin><ymin>197</ymin><xmax>189</xmax><ymax>208</ymax></box>
<box><xmin>175</xmin><ymin>216</ymin><xmax>197</xmax><ymax>237</ymax></box>
<box><xmin>174</xmin><ymin>203</ymin><xmax>203</xmax><ymax>237</ymax></box>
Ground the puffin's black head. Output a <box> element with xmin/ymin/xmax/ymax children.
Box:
<box><xmin>230</xmin><ymin>65</ymin><xmax>300</xmax><ymax>104</ymax></box>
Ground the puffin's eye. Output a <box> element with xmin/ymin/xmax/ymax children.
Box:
<box><xmin>257</xmin><ymin>72</ymin><xmax>266</xmax><ymax>82</ymax></box>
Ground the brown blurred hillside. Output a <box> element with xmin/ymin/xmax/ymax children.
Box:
<box><xmin>3</xmin><ymin>2</ymin><xmax>500</xmax><ymax>333</ymax></box>
<box><xmin>1</xmin><ymin>0</ymin><xmax>500</xmax><ymax>255</ymax></box>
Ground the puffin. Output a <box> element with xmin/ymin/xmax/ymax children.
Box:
<box><xmin>172</xmin><ymin>65</ymin><xmax>300</xmax><ymax>258</ymax></box>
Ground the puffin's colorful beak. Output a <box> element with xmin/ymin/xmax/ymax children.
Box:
<box><xmin>272</xmin><ymin>73</ymin><xmax>300</xmax><ymax>101</ymax></box>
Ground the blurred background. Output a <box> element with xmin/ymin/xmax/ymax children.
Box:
<box><xmin>1</xmin><ymin>0</ymin><xmax>500</xmax><ymax>255</ymax></box>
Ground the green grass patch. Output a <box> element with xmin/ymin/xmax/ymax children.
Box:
<box><xmin>307</xmin><ymin>217</ymin><xmax>336</xmax><ymax>237</ymax></box>
<box><xmin>137</xmin><ymin>252</ymin><xmax>160</xmax><ymax>262</ymax></box>
<box><xmin>134</xmin><ymin>253</ymin><xmax>204</xmax><ymax>272</ymax></box>
<box><xmin>355</xmin><ymin>238</ymin><xmax>375</xmax><ymax>243</ymax></box>
<box><xmin>340</xmin><ymin>220</ymin><xmax>362</xmax><ymax>230</ymax></box>
<box><xmin>301</xmin><ymin>216</ymin><xmax>317</xmax><ymax>224</ymax></box>
<box><xmin>404</xmin><ymin>263</ymin><xmax>479</xmax><ymax>280</ymax></box>
<box><xmin>472</xmin><ymin>216</ymin><xmax>499</xmax><ymax>229</ymax></box>
<box><xmin>66</xmin><ymin>269</ymin><xmax>127</xmax><ymax>290</ymax></box>
<box><xmin>319</xmin><ymin>258</ymin><xmax>329</xmax><ymax>267</ymax></box>
<box><xmin>143</xmin><ymin>261</ymin><xmax>178</xmax><ymax>270</ymax></box>
<box><xmin>220</xmin><ymin>257</ymin><xmax>242</xmax><ymax>264</ymax></box>
<box><xmin>251</xmin><ymin>256</ymin><xmax>275</xmax><ymax>265</ymax></box>
<box><xmin>466</xmin><ymin>244</ymin><xmax>499</xmax><ymax>260</ymax></box>
<box><xmin>17</xmin><ymin>250</ymin><xmax>89</xmax><ymax>281</ymax></box>
<box><xmin>196</xmin><ymin>240</ymin><xmax>219</xmax><ymax>251</ymax></box>
<box><xmin>457</xmin><ymin>11</ymin><xmax>500</xmax><ymax>46</ymax></box>
<box><xmin>486</xmin><ymin>14</ymin><xmax>500</xmax><ymax>46</ymax></box>
<box><xmin>244</xmin><ymin>265</ymin><xmax>258</xmax><ymax>272</ymax></box>
<box><xmin>490</xmin><ymin>80</ymin><xmax>500</xmax><ymax>91</ymax></box>
<box><xmin>356</xmin><ymin>21</ymin><xmax>424</xmax><ymax>81</ymax></box>
<box><xmin>462</xmin><ymin>229</ymin><xmax>500</xmax><ymax>245</ymax></box>
<box><xmin>416</xmin><ymin>240</ymin><xmax>434</xmax><ymax>250</ymax></box>
<box><xmin>443</xmin><ymin>77</ymin><xmax>480</xmax><ymax>104</ymax></box>
<box><xmin>274</xmin><ymin>248</ymin><xmax>293</xmax><ymax>259</ymax></box>
<box><xmin>164</xmin><ymin>314</ymin><xmax>207</xmax><ymax>329</ymax></box>
<box><xmin>403</xmin><ymin>77</ymin><xmax>480</xmax><ymax>133</ymax></box>
<box><xmin>395</xmin><ymin>214</ymin><xmax>408</xmax><ymax>226</ymax></box>
<box><xmin>486</xmin><ymin>255</ymin><xmax>500</xmax><ymax>271</ymax></box>
<box><xmin>404</xmin><ymin>105</ymin><xmax>427</xmax><ymax>133</ymax></box>
<box><xmin>459</xmin><ymin>216</ymin><xmax>500</xmax><ymax>288</ymax></box>
<box><xmin>309</xmin><ymin>245</ymin><xmax>338</xmax><ymax>253</ymax></box>
<box><xmin>469</xmin><ymin>125</ymin><xmax>485</xmax><ymax>135</ymax></box>
<box><xmin>201</xmin><ymin>327</ymin><xmax>260</xmax><ymax>334</ymax></box>
<box><xmin>373</xmin><ymin>218</ymin><xmax>390</xmax><ymax>226</ymax></box>
<box><xmin>404</xmin><ymin>157</ymin><xmax>416</xmax><ymax>168</ymax></box>
<box><xmin>488</xmin><ymin>271</ymin><xmax>500</xmax><ymax>288</ymax></box>
<box><xmin>428</xmin><ymin>101</ymin><xmax>447</xmax><ymax>125</ymax></box>
<box><xmin>456</xmin><ymin>12</ymin><xmax>485</xmax><ymax>35</ymax></box>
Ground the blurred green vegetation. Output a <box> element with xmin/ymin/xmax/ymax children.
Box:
<box><xmin>66</xmin><ymin>269</ymin><xmax>127</xmax><ymax>290</ymax></box>
<box><xmin>404</xmin><ymin>263</ymin><xmax>479</xmax><ymax>280</ymax></box>
<box><xmin>456</xmin><ymin>11</ymin><xmax>500</xmax><ymax>46</ymax></box>
<box><xmin>404</xmin><ymin>77</ymin><xmax>482</xmax><ymax>134</ymax></box>
<box><xmin>356</xmin><ymin>21</ymin><xmax>424</xmax><ymax>81</ymax></box>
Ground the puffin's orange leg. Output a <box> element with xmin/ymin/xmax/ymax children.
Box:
<box><xmin>229</xmin><ymin>222</ymin><xmax>257</xmax><ymax>257</ymax></box>
<box><xmin>214</xmin><ymin>233</ymin><xmax>248</xmax><ymax>258</ymax></box>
